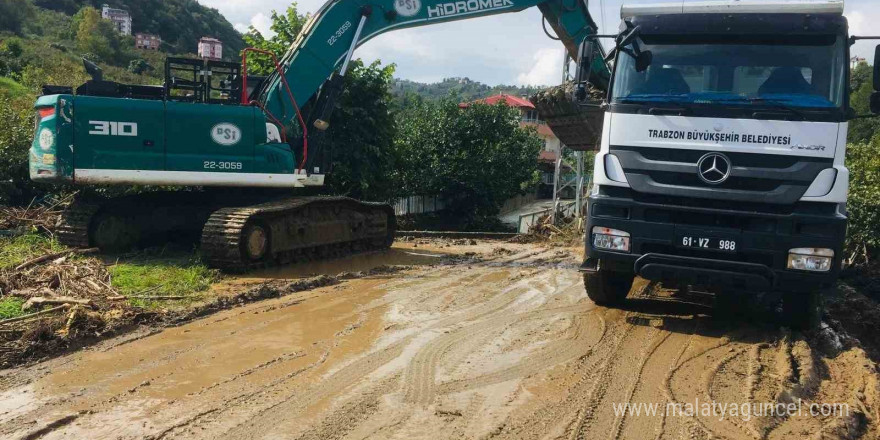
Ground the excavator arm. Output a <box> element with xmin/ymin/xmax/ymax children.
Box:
<box><xmin>256</xmin><ymin>0</ymin><xmax>610</xmax><ymax>128</ymax></box>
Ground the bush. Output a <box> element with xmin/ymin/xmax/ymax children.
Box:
<box><xmin>846</xmin><ymin>140</ymin><xmax>880</xmax><ymax>262</ymax></box>
<box><xmin>0</xmin><ymin>95</ymin><xmax>38</xmax><ymax>204</ymax></box>
<box><xmin>0</xmin><ymin>0</ymin><xmax>35</xmax><ymax>35</ymax></box>
<box><xmin>395</xmin><ymin>100</ymin><xmax>542</xmax><ymax>219</ymax></box>
<box><xmin>127</xmin><ymin>58</ymin><xmax>151</xmax><ymax>75</ymax></box>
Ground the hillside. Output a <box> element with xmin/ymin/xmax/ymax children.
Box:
<box><xmin>32</xmin><ymin>0</ymin><xmax>244</xmax><ymax>56</ymax></box>
<box><xmin>392</xmin><ymin>77</ymin><xmax>546</xmax><ymax>102</ymax></box>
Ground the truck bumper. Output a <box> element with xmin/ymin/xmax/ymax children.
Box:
<box><xmin>584</xmin><ymin>187</ymin><xmax>847</xmax><ymax>293</ymax></box>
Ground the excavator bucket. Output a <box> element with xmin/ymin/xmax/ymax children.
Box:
<box><xmin>530</xmin><ymin>83</ymin><xmax>605</xmax><ymax>151</ymax></box>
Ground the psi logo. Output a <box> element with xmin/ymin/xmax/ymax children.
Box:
<box><xmin>89</xmin><ymin>120</ymin><xmax>138</xmax><ymax>137</ymax></box>
<box><xmin>212</xmin><ymin>123</ymin><xmax>241</xmax><ymax>146</ymax></box>
<box><xmin>395</xmin><ymin>0</ymin><xmax>421</xmax><ymax>17</ymax></box>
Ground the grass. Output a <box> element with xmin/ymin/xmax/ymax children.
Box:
<box><xmin>0</xmin><ymin>233</ymin><xmax>66</xmax><ymax>270</ymax></box>
<box><xmin>0</xmin><ymin>77</ymin><xmax>28</xmax><ymax>99</ymax></box>
<box><xmin>0</xmin><ymin>296</ymin><xmax>25</xmax><ymax>320</ymax></box>
<box><xmin>108</xmin><ymin>253</ymin><xmax>221</xmax><ymax>309</ymax></box>
<box><xmin>0</xmin><ymin>233</ymin><xmax>221</xmax><ymax>310</ymax></box>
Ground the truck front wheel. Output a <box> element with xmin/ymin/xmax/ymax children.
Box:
<box><xmin>781</xmin><ymin>290</ymin><xmax>822</xmax><ymax>330</ymax></box>
<box><xmin>584</xmin><ymin>267</ymin><xmax>634</xmax><ymax>306</ymax></box>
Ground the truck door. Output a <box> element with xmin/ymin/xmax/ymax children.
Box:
<box><xmin>165</xmin><ymin>102</ymin><xmax>256</xmax><ymax>173</ymax></box>
<box><xmin>73</xmin><ymin>96</ymin><xmax>165</xmax><ymax>171</ymax></box>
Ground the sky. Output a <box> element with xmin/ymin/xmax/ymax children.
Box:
<box><xmin>199</xmin><ymin>0</ymin><xmax>880</xmax><ymax>86</ymax></box>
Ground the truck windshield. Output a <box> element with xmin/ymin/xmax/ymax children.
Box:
<box><xmin>611</xmin><ymin>36</ymin><xmax>846</xmax><ymax>109</ymax></box>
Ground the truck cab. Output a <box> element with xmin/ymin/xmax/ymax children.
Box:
<box><xmin>580</xmin><ymin>0</ymin><xmax>878</xmax><ymax>325</ymax></box>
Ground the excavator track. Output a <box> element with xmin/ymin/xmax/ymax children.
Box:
<box><xmin>55</xmin><ymin>194</ymin><xmax>395</xmax><ymax>272</ymax></box>
<box><xmin>201</xmin><ymin>196</ymin><xmax>395</xmax><ymax>272</ymax></box>
<box><xmin>56</xmin><ymin>201</ymin><xmax>101</xmax><ymax>248</ymax></box>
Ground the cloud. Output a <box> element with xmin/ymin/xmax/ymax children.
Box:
<box><xmin>358</xmin><ymin>28</ymin><xmax>436</xmax><ymax>62</ymax></box>
<box><xmin>231</xmin><ymin>13</ymin><xmax>273</xmax><ymax>37</ymax></box>
<box><xmin>846</xmin><ymin>3</ymin><xmax>880</xmax><ymax>61</ymax></box>
<box><xmin>249</xmin><ymin>12</ymin><xmax>274</xmax><ymax>37</ymax></box>
<box><xmin>516</xmin><ymin>47</ymin><xmax>563</xmax><ymax>86</ymax></box>
<box><xmin>200</xmin><ymin>0</ymin><xmax>880</xmax><ymax>86</ymax></box>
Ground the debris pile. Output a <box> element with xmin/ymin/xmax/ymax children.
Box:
<box><xmin>0</xmin><ymin>249</ymin><xmax>141</xmax><ymax>367</ymax></box>
<box><xmin>530</xmin><ymin>81</ymin><xmax>605</xmax><ymax>151</ymax></box>
<box><xmin>0</xmin><ymin>195</ymin><xmax>70</xmax><ymax>235</ymax></box>
<box><xmin>530</xmin><ymin>81</ymin><xmax>605</xmax><ymax>106</ymax></box>
<box><xmin>524</xmin><ymin>213</ymin><xmax>584</xmax><ymax>246</ymax></box>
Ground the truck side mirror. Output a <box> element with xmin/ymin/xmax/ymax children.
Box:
<box><xmin>871</xmin><ymin>91</ymin><xmax>880</xmax><ymax>114</ymax></box>
<box><xmin>874</xmin><ymin>45</ymin><xmax>880</xmax><ymax>92</ymax></box>
<box><xmin>574</xmin><ymin>39</ymin><xmax>595</xmax><ymax>102</ymax></box>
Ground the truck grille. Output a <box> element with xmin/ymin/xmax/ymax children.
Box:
<box><xmin>610</xmin><ymin>146</ymin><xmax>833</xmax><ymax>205</ymax></box>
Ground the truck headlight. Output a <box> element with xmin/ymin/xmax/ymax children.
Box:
<box><xmin>593</xmin><ymin>226</ymin><xmax>630</xmax><ymax>252</ymax></box>
<box><xmin>787</xmin><ymin>248</ymin><xmax>834</xmax><ymax>272</ymax></box>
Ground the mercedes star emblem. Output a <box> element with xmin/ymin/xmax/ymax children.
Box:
<box><xmin>696</xmin><ymin>153</ymin><xmax>731</xmax><ymax>185</ymax></box>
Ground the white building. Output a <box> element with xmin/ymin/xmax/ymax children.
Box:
<box><xmin>101</xmin><ymin>4</ymin><xmax>132</xmax><ymax>36</ymax></box>
<box><xmin>198</xmin><ymin>37</ymin><xmax>223</xmax><ymax>61</ymax></box>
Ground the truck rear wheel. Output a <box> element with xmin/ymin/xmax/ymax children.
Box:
<box><xmin>781</xmin><ymin>290</ymin><xmax>821</xmax><ymax>330</ymax></box>
<box><xmin>583</xmin><ymin>267</ymin><xmax>634</xmax><ymax>306</ymax></box>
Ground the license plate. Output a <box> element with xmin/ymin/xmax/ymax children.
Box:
<box><xmin>678</xmin><ymin>236</ymin><xmax>737</xmax><ymax>252</ymax></box>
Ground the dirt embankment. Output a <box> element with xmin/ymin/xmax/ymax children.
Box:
<box><xmin>0</xmin><ymin>240</ymin><xmax>878</xmax><ymax>440</ymax></box>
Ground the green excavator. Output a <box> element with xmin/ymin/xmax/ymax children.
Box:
<box><xmin>29</xmin><ymin>0</ymin><xmax>610</xmax><ymax>271</ymax></box>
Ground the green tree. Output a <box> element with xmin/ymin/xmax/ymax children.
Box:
<box><xmin>849</xmin><ymin>62</ymin><xmax>880</xmax><ymax>144</ymax></box>
<box><xmin>0</xmin><ymin>96</ymin><xmax>38</xmax><ymax>204</ymax></box>
<box><xmin>74</xmin><ymin>6</ymin><xmax>129</xmax><ymax>64</ymax></box>
<box><xmin>127</xmin><ymin>58</ymin><xmax>151</xmax><ymax>75</ymax></box>
<box><xmin>240</xmin><ymin>4</ymin><xmax>399</xmax><ymax>201</ymax></box>
<box><xmin>395</xmin><ymin>100</ymin><xmax>542</xmax><ymax>218</ymax></box>
<box><xmin>0</xmin><ymin>0</ymin><xmax>35</xmax><ymax>35</ymax></box>
<box><xmin>33</xmin><ymin>0</ymin><xmax>245</xmax><ymax>56</ymax></box>
<box><xmin>242</xmin><ymin>4</ymin><xmax>309</xmax><ymax>74</ymax></box>
<box><xmin>0</xmin><ymin>38</ymin><xmax>24</xmax><ymax>78</ymax></box>
<box><xmin>845</xmin><ymin>139</ymin><xmax>880</xmax><ymax>260</ymax></box>
<box><xmin>323</xmin><ymin>60</ymin><xmax>399</xmax><ymax>201</ymax></box>
<box><xmin>851</xmin><ymin>61</ymin><xmax>872</xmax><ymax>92</ymax></box>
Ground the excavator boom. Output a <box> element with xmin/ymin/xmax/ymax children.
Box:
<box><xmin>258</xmin><ymin>0</ymin><xmax>610</xmax><ymax>123</ymax></box>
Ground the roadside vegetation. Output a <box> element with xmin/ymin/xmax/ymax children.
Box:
<box><xmin>108</xmin><ymin>252</ymin><xmax>220</xmax><ymax>308</ymax></box>
<box><xmin>0</xmin><ymin>233</ymin><xmax>64</xmax><ymax>269</ymax></box>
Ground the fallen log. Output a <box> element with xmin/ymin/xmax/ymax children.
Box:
<box><xmin>14</xmin><ymin>248</ymin><xmax>99</xmax><ymax>272</ymax></box>
<box><xmin>129</xmin><ymin>295</ymin><xmax>191</xmax><ymax>300</ymax></box>
<box><xmin>0</xmin><ymin>305</ymin><xmax>69</xmax><ymax>326</ymax></box>
<box><xmin>22</xmin><ymin>296</ymin><xmax>94</xmax><ymax>311</ymax></box>
<box><xmin>106</xmin><ymin>294</ymin><xmax>192</xmax><ymax>301</ymax></box>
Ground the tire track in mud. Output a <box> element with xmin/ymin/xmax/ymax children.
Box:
<box><xmin>8</xmin><ymin>244</ymin><xmax>879</xmax><ymax>440</ymax></box>
<box><xmin>0</xmin><ymin>306</ymin><xmax>319</xmax><ymax>437</ymax></box>
<box><xmin>565</xmin><ymin>319</ymin><xmax>652</xmax><ymax>440</ymax></box>
<box><xmin>216</xmin><ymin>252</ymin><xmax>585</xmax><ymax>439</ymax></box>
<box><xmin>399</xmin><ymin>264</ymin><xmax>589</xmax><ymax>406</ymax></box>
<box><xmin>607</xmin><ymin>329</ymin><xmax>672</xmax><ymax>440</ymax></box>
<box><xmin>651</xmin><ymin>320</ymin><xmax>700</xmax><ymax>440</ymax></box>
<box><xmin>404</xmin><ymin>305</ymin><xmax>598</xmax><ymax>406</ymax></box>
<box><xmin>434</xmin><ymin>311</ymin><xmax>605</xmax><ymax>398</ymax></box>
<box><xmin>18</xmin><ymin>278</ymin><xmax>402</xmax><ymax>439</ymax></box>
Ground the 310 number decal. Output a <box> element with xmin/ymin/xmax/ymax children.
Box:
<box><xmin>203</xmin><ymin>161</ymin><xmax>242</xmax><ymax>170</ymax></box>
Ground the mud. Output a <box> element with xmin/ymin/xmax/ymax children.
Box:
<box><xmin>0</xmin><ymin>241</ymin><xmax>878</xmax><ymax>440</ymax></box>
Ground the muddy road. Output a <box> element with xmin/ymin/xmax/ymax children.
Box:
<box><xmin>1</xmin><ymin>241</ymin><xmax>877</xmax><ymax>440</ymax></box>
